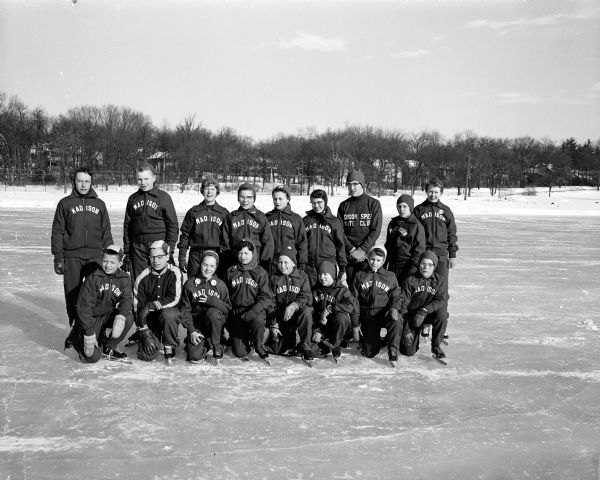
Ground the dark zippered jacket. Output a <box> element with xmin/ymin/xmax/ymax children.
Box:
<box><xmin>221</xmin><ymin>207</ymin><xmax>274</xmax><ymax>266</ymax></box>
<box><xmin>412</xmin><ymin>200</ymin><xmax>458</xmax><ymax>259</ymax></box>
<box><xmin>51</xmin><ymin>188</ymin><xmax>112</xmax><ymax>259</ymax></box>
<box><xmin>225</xmin><ymin>256</ymin><xmax>273</xmax><ymax>315</ymax></box>
<box><xmin>123</xmin><ymin>186</ymin><xmax>179</xmax><ymax>254</ymax></box>
<box><xmin>178</xmin><ymin>201</ymin><xmax>229</xmax><ymax>252</ymax></box>
<box><xmin>76</xmin><ymin>267</ymin><xmax>133</xmax><ymax>336</ymax></box>
<box><xmin>350</xmin><ymin>267</ymin><xmax>402</xmax><ymax>314</ymax></box>
<box><xmin>271</xmin><ymin>267</ymin><xmax>312</xmax><ymax>311</ymax></box>
<box><xmin>383</xmin><ymin>214</ymin><xmax>426</xmax><ymax>274</ymax></box>
<box><xmin>133</xmin><ymin>264</ymin><xmax>183</xmax><ymax>327</ymax></box>
<box><xmin>266</xmin><ymin>205</ymin><xmax>308</xmax><ymax>270</ymax></box>
<box><xmin>399</xmin><ymin>272</ymin><xmax>447</xmax><ymax>317</ymax></box>
<box><xmin>303</xmin><ymin>207</ymin><xmax>347</xmax><ymax>268</ymax></box>
<box><xmin>180</xmin><ymin>275</ymin><xmax>231</xmax><ymax>334</ymax></box>
<box><xmin>312</xmin><ymin>279</ymin><xmax>359</xmax><ymax>327</ymax></box>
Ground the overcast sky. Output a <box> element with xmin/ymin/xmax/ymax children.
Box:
<box><xmin>1</xmin><ymin>0</ymin><xmax>598</xmax><ymax>143</ymax></box>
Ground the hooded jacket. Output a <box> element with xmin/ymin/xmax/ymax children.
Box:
<box><xmin>336</xmin><ymin>193</ymin><xmax>383</xmax><ymax>254</ymax></box>
<box><xmin>133</xmin><ymin>263</ymin><xmax>183</xmax><ymax>326</ymax></box>
<box><xmin>412</xmin><ymin>199</ymin><xmax>458</xmax><ymax>259</ymax></box>
<box><xmin>225</xmin><ymin>254</ymin><xmax>273</xmax><ymax>315</ymax></box>
<box><xmin>123</xmin><ymin>186</ymin><xmax>179</xmax><ymax>254</ymax></box>
<box><xmin>383</xmin><ymin>213</ymin><xmax>426</xmax><ymax>274</ymax></box>
<box><xmin>180</xmin><ymin>274</ymin><xmax>232</xmax><ymax>334</ymax></box>
<box><xmin>266</xmin><ymin>204</ymin><xmax>308</xmax><ymax>271</ymax></box>
<box><xmin>303</xmin><ymin>207</ymin><xmax>347</xmax><ymax>268</ymax></box>
<box><xmin>178</xmin><ymin>201</ymin><xmax>229</xmax><ymax>253</ymax></box>
<box><xmin>51</xmin><ymin>187</ymin><xmax>113</xmax><ymax>259</ymax></box>
<box><xmin>399</xmin><ymin>271</ymin><xmax>447</xmax><ymax>317</ymax></box>
<box><xmin>312</xmin><ymin>278</ymin><xmax>359</xmax><ymax>327</ymax></box>
<box><xmin>76</xmin><ymin>267</ymin><xmax>133</xmax><ymax>335</ymax></box>
<box><xmin>221</xmin><ymin>206</ymin><xmax>274</xmax><ymax>267</ymax></box>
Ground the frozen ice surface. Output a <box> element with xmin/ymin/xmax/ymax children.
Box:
<box><xmin>1</xmin><ymin>197</ymin><xmax>600</xmax><ymax>479</ymax></box>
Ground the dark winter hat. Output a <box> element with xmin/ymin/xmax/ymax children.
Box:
<box><xmin>397</xmin><ymin>194</ymin><xmax>415</xmax><ymax>212</ymax></box>
<box><xmin>149</xmin><ymin>240</ymin><xmax>170</xmax><ymax>255</ymax></box>
<box><xmin>103</xmin><ymin>244</ymin><xmax>124</xmax><ymax>260</ymax></box>
<box><xmin>418</xmin><ymin>250</ymin><xmax>438</xmax><ymax>268</ymax></box>
<box><xmin>137</xmin><ymin>162</ymin><xmax>157</xmax><ymax>175</ymax></box>
<box><xmin>309</xmin><ymin>189</ymin><xmax>328</xmax><ymax>207</ymax></box>
<box><xmin>368</xmin><ymin>246</ymin><xmax>387</xmax><ymax>262</ymax></box>
<box><xmin>272</xmin><ymin>185</ymin><xmax>291</xmax><ymax>200</ymax></box>
<box><xmin>317</xmin><ymin>260</ymin><xmax>337</xmax><ymax>279</ymax></box>
<box><xmin>200</xmin><ymin>250</ymin><xmax>219</xmax><ymax>267</ymax></box>
<box><xmin>346</xmin><ymin>169</ymin><xmax>366</xmax><ymax>186</ymax></box>
<box><xmin>277</xmin><ymin>245</ymin><xmax>297</xmax><ymax>262</ymax></box>
<box><xmin>201</xmin><ymin>178</ymin><xmax>220</xmax><ymax>195</ymax></box>
<box><xmin>238</xmin><ymin>182</ymin><xmax>256</xmax><ymax>198</ymax></box>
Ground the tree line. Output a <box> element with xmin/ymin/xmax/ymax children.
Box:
<box><xmin>1</xmin><ymin>91</ymin><xmax>599</xmax><ymax>196</ymax></box>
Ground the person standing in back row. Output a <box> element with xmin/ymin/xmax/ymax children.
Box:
<box><xmin>122</xmin><ymin>162</ymin><xmax>179</xmax><ymax>283</ymax></box>
<box><xmin>412</xmin><ymin>178</ymin><xmax>458</xmax><ymax>342</ymax></box>
<box><xmin>51</xmin><ymin>167</ymin><xmax>113</xmax><ymax>348</ymax></box>
<box><xmin>178</xmin><ymin>178</ymin><xmax>229</xmax><ymax>278</ymax></box>
<box><xmin>337</xmin><ymin>169</ymin><xmax>382</xmax><ymax>283</ymax></box>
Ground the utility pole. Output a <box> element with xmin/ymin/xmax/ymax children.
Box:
<box><xmin>464</xmin><ymin>154</ymin><xmax>471</xmax><ymax>200</ymax></box>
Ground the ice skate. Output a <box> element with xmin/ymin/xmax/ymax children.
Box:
<box><xmin>301</xmin><ymin>349</ymin><xmax>314</xmax><ymax>368</ymax></box>
<box><xmin>164</xmin><ymin>345</ymin><xmax>176</xmax><ymax>365</ymax></box>
<box><xmin>102</xmin><ymin>346</ymin><xmax>132</xmax><ymax>364</ymax></box>
<box><xmin>255</xmin><ymin>346</ymin><xmax>271</xmax><ymax>365</ymax></box>
<box><xmin>431</xmin><ymin>345</ymin><xmax>447</xmax><ymax>366</ymax></box>
<box><xmin>388</xmin><ymin>347</ymin><xmax>399</xmax><ymax>368</ymax></box>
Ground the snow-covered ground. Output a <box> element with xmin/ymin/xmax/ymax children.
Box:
<box><xmin>1</xmin><ymin>186</ymin><xmax>599</xmax><ymax>479</ymax></box>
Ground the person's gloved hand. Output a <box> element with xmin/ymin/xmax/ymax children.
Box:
<box><xmin>83</xmin><ymin>334</ymin><xmax>98</xmax><ymax>357</ymax></box>
<box><xmin>178</xmin><ymin>255</ymin><xmax>187</xmax><ymax>274</ymax></box>
<box><xmin>138</xmin><ymin>327</ymin><xmax>159</xmax><ymax>357</ymax></box>
<box><xmin>283</xmin><ymin>303</ymin><xmax>298</xmax><ymax>322</ymax></box>
<box><xmin>411</xmin><ymin>309</ymin><xmax>428</xmax><ymax>329</ymax></box>
<box><xmin>121</xmin><ymin>254</ymin><xmax>131</xmax><ymax>273</ymax></box>
<box><xmin>53</xmin><ymin>256</ymin><xmax>64</xmax><ymax>275</ymax></box>
<box><xmin>189</xmin><ymin>330</ymin><xmax>204</xmax><ymax>346</ymax></box>
<box><xmin>352</xmin><ymin>326</ymin><xmax>362</xmax><ymax>342</ymax></box>
<box><xmin>312</xmin><ymin>331</ymin><xmax>322</xmax><ymax>343</ymax></box>
<box><xmin>270</xmin><ymin>323</ymin><xmax>282</xmax><ymax>342</ymax></box>
<box><xmin>112</xmin><ymin>314</ymin><xmax>126</xmax><ymax>337</ymax></box>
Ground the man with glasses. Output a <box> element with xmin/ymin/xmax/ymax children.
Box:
<box><xmin>336</xmin><ymin>169</ymin><xmax>382</xmax><ymax>283</ymax></box>
<box><xmin>132</xmin><ymin>240</ymin><xmax>183</xmax><ymax>363</ymax></box>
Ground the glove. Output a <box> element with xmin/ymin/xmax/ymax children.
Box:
<box><xmin>270</xmin><ymin>323</ymin><xmax>282</xmax><ymax>342</ymax></box>
<box><xmin>168</xmin><ymin>252</ymin><xmax>176</xmax><ymax>266</ymax></box>
<box><xmin>138</xmin><ymin>327</ymin><xmax>159</xmax><ymax>357</ymax></box>
<box><xmin>312</xmin><ymin>331</ymin><xmax>322</xmax><ymax>343</ymax></box>
<box><xmin>146</xmin><ymin>301</ymin><xmax>161</xmax><ymax>312</ymax></box>
<box><xmin>411</xmin><ymin>309</ymin><xmax>428</xmax><ymax>329</ymax></box>
<box><xmin>83</xmin><ymin>334</ymin><xmax>98</xmax><ymax>357</ymax></box>
<box><xmin>112</xmin><ymin>314</ymin><xmax>126</xmax><ymax>338</ymax></box>
<box><xmin>389</xmin><ymin>308</ymin><xmax>400</xmax><ymax>321</ymax></box>
<box><xmin>178</xmin><ymin>256</ymin><xmax>187</xmax><ymax>274</ymax></box>
<box><xmin>188</xmin><ymin>330</ymin><xmax>204</xmax><ymax>346</ymax></box>
<box><xmin>449</xmin><ymin>257</ymin><xmax>457</xmax><ymax>269</ymax></box>
<box><xmin>53</xmin><ymin>256</ymin><xmax>64</xmax><ymax>275</ymax></box>
<box><xmin>352</xmin><ymin>326</ymin><xmax>362</xmax><ymax>342</ymax></box>
<box><xmin>283</xmin><ymin>303</ymin><xmax>298</xmax><ymax>322</ymax></box>
<box><xmin>350</xmin><ymin>248</ymin><xmax>366</xmax><ymax>262</ymax></box>
<box><xmin>339</xmin><ymin>270</ymin><xmax>348</xmax><ymax>287</ymax></box>
<box><xmin>121</xmin><ymin>254</ymin><xmax>131</xmax><ymax>273</ymax></box>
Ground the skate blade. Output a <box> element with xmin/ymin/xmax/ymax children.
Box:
<box><xmin>389</xmin><ymin>360</ymin><xmax>397</xmax><ymax>368</ymax></box>
<box><xmin>103</xmin><ymin>355</ymin><xmax>132</xmax><ymax>364</ymax></box>
<box><xmin>432</xmin><ymin>354</ymin><xmax>447</xmax><ymax>366</ymax></box>
<box><xmin>302</xmin><ymin>359</ymin><xmax>313</xmax><ymax>368</ymax></box>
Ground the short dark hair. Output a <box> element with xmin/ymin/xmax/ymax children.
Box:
<box><xmin>238</xmin><ymin>240</ymin><xmax>255</xmax><ymax>252</ymax></box>
<box><xmin>136</xmin><ymin>162</ymin><xmax>157</xmax><ymax>175</ymax></box>
<box><xmin>72</xmin><ymin>167</ymin><xmax>93</xmax><ymax>185</ymax></box>
<box><xmin>370</xmin><ymin>247</ymin><xmax>386</xmax><ymax>258</ymax></box>
<box><xmin>309</xmin><ymin>189</ymin><xmax>328</xmax><ymax>206</ymax></box>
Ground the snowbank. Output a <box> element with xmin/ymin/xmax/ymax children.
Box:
<box><xmin>1</xmin><ymin>185</ymin><xmax>599</xmax><ymax>216</ymax></box>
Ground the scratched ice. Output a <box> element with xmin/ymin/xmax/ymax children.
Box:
<box><xmin>0</xmin><ymin>190</ymin><xmax>599</xmax><ymax>479</ymax></box>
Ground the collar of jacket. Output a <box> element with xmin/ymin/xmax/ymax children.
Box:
<box><xmin>196</xmin><ymin>201</ymin><xmax>227</xmax><ymax>214</ymax></box>
<box><xmin>268</xmin><ymin>204</ymin><xmax>293</xmax><ymax>216</ymax></box>
<box><xmin>150</xmin><ymin>265</ymin><xmax>170</xmax><ymax>276</ymax></box>
<box><xmin>69</xmin><ymin>187</ymin><xmax>99</xmax><ymax>200</ymax></box>
<box><xmin>232</xmin><ymin>206</ymin><xmax>259</xmax><ymax>218</ymax></box>
<box><xmin>136</xmin><ymin>186</ymin><xmax>160</xmax><ymax>198</ymax></box>
<box><xmin>278</xmin><ymin>266</ymin><xmax>301</xmax><ymax>279</ymax></box>
<box><xmin>305</xmin><ymin>206</ymin><xmax>334</xmax><ymax>219</ymax></box>
<box><xmin>94</xmin><ymin>267</ymin><xmax>128</xmax><ymax>281</ymax></box>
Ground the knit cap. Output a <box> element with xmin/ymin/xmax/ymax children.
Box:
<box><xmin>317</xmin><ymin>260</ymin><xmax>337</xmax><ymax>280</ymax></box>
<box><xmin>238</xmin><ymin>182</ymin><xmax>256</xmax><ymax>198</ymax></box>
<box><xmin>397</xmin><ymin>194</ymin><xmax>415</xmax><ymax>212</ymax></box>
<box><xmin>346</xmin><ymin>169</ymin><xmax>365</xmax><ymax>186</ymax></box>
<box><xmin>272</xmin><ymin>185</ymin><xmax>291</xmax><ymax>200</ymax></box>
<box><xmin>418</xmin><ymin>250</ymin><xmax>438</xmax><ymax>268</ymax></box>
<box><xmin>277</xmin><ymin>245</ymin><xmax>297</xmax><ymax>262</ymax></box>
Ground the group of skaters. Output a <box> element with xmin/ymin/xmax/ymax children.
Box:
<box><xmin>51</xmin><ymin>163</ymin><xmax>458</xmax><ymax>367</ymax></box>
